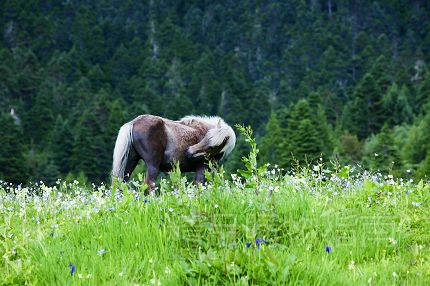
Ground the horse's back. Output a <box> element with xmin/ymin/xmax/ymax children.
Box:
<box><xmin>132</xmin><ymin>115</ymin><xmax>167</xmax><ymax>144</ymax></box>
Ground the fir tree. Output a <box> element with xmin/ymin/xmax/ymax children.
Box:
<box><xmin>260</xmin><ymin>112</ymin><xmax>283</xmax><ymax>164</ymax></box>
<box><xmin>382</xmin><ymin>83</ymin><xmax>414</xmax><ymax>126</ymax></box>
<box><xmin>0</xmin><ymin>112</ymin><xmax>27</xmax><ymax>184</ymax></box>
<box><xmin>363</xmin><ymin>125</ymin><xmax>400</xmax><ymax>174</ymax></box>
<box><xmin>283</xmin><ymin>99</ymin><xmax>324</xmax><ymax>165</ymax></box>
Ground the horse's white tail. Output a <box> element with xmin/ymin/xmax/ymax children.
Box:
<box><xmin>112</xmin><ymin>122</ymin><xmax>134</xmax><ymax>179</ymax></box>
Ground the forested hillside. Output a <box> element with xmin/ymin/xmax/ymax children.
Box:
<box><xmin>1</xmin><ymin>0</ymin><xmax>429</xmax><ymax>184</ymax></box>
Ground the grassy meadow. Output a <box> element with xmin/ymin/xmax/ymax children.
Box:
<box><xmin>1</xmin><ymin>129</ymin><xmax>429</xmax><ymax>285</ymax></box>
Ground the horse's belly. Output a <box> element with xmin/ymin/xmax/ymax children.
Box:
<box><xmin>159</xmin><ymin>157</ymin><xmax>198</xmax><ymax>173</ymax></box>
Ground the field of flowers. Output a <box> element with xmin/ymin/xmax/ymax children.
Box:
<box><xmin>1</xmin><ymin>128</ymin><xmax>429</xmax><ymax>285</ymax></box>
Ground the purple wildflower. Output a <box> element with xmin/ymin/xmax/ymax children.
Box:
<box><xmin>144</xmin><ymin>199</ymin><xmax>149</xmax><ymax>203</ymax></box>
<box><xmin>325</xmin><ymin>246</ymin><xmax>332</xmax><ymax>253</ymax></box>
<box><xmin>68</xmin><ymin>263</ymin><xmax>76</xmax><ymax>276</ymax></box>
<box><xmin>245</xmin><ymin>242</ymin><xmax>251</xmax><ymax>248</ymax></box>
<box><xmin>255</xmin><ymin>238</ymin><xmax>268</xmax><ymax>249</ymax></box>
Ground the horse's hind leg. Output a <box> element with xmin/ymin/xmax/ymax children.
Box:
<box><xmin>145</xmin><ymin>165</ymin><xmax>160</xmax><ymax>193</ymax></box>
<box><xmin>124</xmin><ymin>148</ymin><xmax>140</xmax><ymax>182</ymax></box>
<box><xmin>132</xmin><ymin>117</ymin><xmax>167</xmax><ymax>193</ymax></box>
<box><xmin>132</xmin><ymin>141</ymin><xmax>163</xmax><ymax>193</ymax></box>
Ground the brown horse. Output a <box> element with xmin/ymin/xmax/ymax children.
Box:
<box><xmin>112</xmin><ymin>115</ymin><xmax>236</xmax><ymax>191</ymax></box>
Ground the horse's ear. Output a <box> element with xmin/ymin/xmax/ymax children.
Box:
<box><xmin>217</xmin><ymin>119</ymin><xmax>222</xmax><ymax>128</ymax></box>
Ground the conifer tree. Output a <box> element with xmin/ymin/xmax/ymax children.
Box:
<box><xmin>0</xmin><ymin>112</ymin><xmax>27</xmax><ymax>184</ymax></box>
<box><xmin>363</xmin><ymin>125</ymin><xmax>400</xmax><ymax>174</ymax></box>
<box><xmin>337</xmin><ymin>133</ymin><xmax>364</xmax><ymax>164</ymax></box>
<box><xmin>382</xmin><ymin>83</ymin><xmax>414</xmax><ymax>126</ymax></box>
<box><xmin>417</xmin><ymin>151</ymin><xmax>430</xmax><ymax>178</ymax></box>
<box><xmin>342</xmin><ymin>73</ymin><xmax>382</xmax><ymax>139</ymax></box>
<box><xmin>27</xmin><ymin>80</ymin><xmax>56</xmax><ymax>144</ymax></box>
<box><xmin>401</xmin><ymin>113</ymin><xmax>430</xmax><ymax>167</ymax></box>
<box><xmin>282</xmin><ymin>99</ymin><xmax>324</xmax><ymax>165</ymax></box>
<box><xmin>71</xmin><ymin>108</ymin><xmax>105</xmax><ymax>183</ymax></box>
<box><xmin>48</xmin><ymin>115</ymin><xmax>74</xmax><ymax>175</ymax></box>
<box><xmin>260</xmin><ymin>112</ymin><xmax>283</xmax><ymax>164</ymax></box>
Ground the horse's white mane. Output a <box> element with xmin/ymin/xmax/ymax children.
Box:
<box><xmin>179</xmin><ymin>115</ymin><xmax>224</xmax><ymax>127</ymax></box>
<box><xmin>179</xmin><ymin>115</ymin><xmax>236</xmax><ymax>158</ymax></box>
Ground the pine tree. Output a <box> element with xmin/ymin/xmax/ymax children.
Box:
<box><xmin>27</xmin><ymin>80</ymin><xmax>55</xmax><ymax>144</ymax></box>
<box><xmin>259</xmin><ymin>112</ymin><xmax>283</xmax><ymax>164</ymax></box>
<box><xmin>188</xmin><ymin>51</ymin><xmax>222</xmax><ymax>115</ymax></box>
<box><xmin>342</xmin><ymin>73</ymin><xmax>382</xmax><ymax>139</ymax></box>
<box><xmin>417</xmin><ymin>151</ymin><xmax>430</xmax><ymax>178</ymax></box>
<box><xmin>363</xmin><ymin>125</ymin><xmax>400</xmax><ymax>174</ymax></box>
<box><xmin>71</xmin><ymin>108</ymin><xmax>105</xmax><ymax>183</ymax></box>
<box><xmin>337</xmin><ymin>133</ymin><xmax>364</xmax><ymax>164</ymax></box>
<box><xmin>0</xmin><ymin>112</ymin><xmax>27</xmax><ymax>184</ymax></box>
<box><xmin>26</xmin><ymin>149</ymin><xmax>60</xmax><ymax>185</ymax></box>
<box><xmin>48</xmin><ymin>115</ymin><xmax>74</xmax><ymax>175</ymax></box>
<box><xmin>414</xmin><ymin>65</ymin><xmax>430</xmax><ymax>114</ymax></box>
<box><xmin>282</xmin><ymin>99</ymin><xmax>324</xmax><ymax>165</ymax></box>
<box><xmin>308</xmin><ymin>91</ymin><xmax>334</xmax><ymax>157</ymax></box>
<box><xmin>382</xmin><ymin>83</ymin><xmax>414</xmax><ymax>126</ymax></box>
<box><xmin>401</xmin><ymin>113</ymin><xmax>430</xmax><ymax>167</ymax></box>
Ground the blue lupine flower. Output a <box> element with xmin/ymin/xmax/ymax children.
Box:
<box><xmin>245</xmin><ymin>242</ymin><xmax>251</xmax><ymax>248</ymax></box>
<box><xmin>255</xmin><ymin>238</ymin><xmax>268</xmax><ymax>249</ymax></box>
<box><xmin>68</xmin><ymin>263</ymin><xmax>76</xmax><ymax>276</ymax></box>
<box><xmin>325</xmin><ymin>246</ymin><xmax>332</xmax><ymax>253</ymax></box>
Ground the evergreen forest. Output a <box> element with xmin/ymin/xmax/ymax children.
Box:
<box><xmin>1</xmin><ymin>0</ymin><xmax>430</xmax><ymax>185</ymax></box>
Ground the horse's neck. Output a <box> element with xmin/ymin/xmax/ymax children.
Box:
<box><xmin>165</xmin><ymin>120</ymin><xmax>207</xmax><ymax>141</ymax></box>
<box><xmin>176</xmin><ymin>120</ymin><xmax>210</xmax><ymax>135</ymax></box>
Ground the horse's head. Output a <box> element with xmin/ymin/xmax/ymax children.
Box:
<box><xmin>185</xmin><ymin>118</ymin><xmax>236</xmax><ymax>161</ymax></box>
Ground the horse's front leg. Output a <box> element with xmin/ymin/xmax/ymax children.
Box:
<box><xmin>145</xmin><ymin>165</ymin><xmax>159</xmax><ymax>193</ymax></box>
<box><xmin>195</xmin><ymin>164</ymin><xmax>208</xmax><ymax>184</ymax></box>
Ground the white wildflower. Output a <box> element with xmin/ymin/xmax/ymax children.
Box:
<box><xmin>97</xmin><ymin>248</ymin><xmax>107</xmax><ymax>256</ymax></box>
<box><xmin>388</xmin><ymin>237</ymin><xmax>397</xmax><ymax>245</ymax></box>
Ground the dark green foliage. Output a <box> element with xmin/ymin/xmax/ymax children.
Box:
<box><xmin>381</xmin><ymin>83</ymin><xmax>414</xmax><ymax>126</ymax></box>
<box><xmin>401</xmin><ymin>113</ymin><xmax>430</xmax><ymax>169</ymax></box>
<box><xmin>282</xmin><ymin>99</ymin><xmax>326</xmax><ymax>165</ymax></box>
<box><xmin>48</xmin><ymin>116</ymin><xmax>74</xmax><ymax>175</ymax></box>
<box><xmin>0</xmin><ymin>112</ymin><xmax>27</xmax><ymax>183</ymax></box>
<box><xmin>26</xmin><ymin>148</ymin><xmax>60</xmax><ymax>185</ymax></box>
<box><xmin>259</xmin><ymin>112</ymin><xmax>282</xmax><ymax>164</ymax></box>
<box><xmin>363</xmin><ymin>125</ymin><xmax>400</xmax><ymax>174</ymax></box>
<box><xmin>342</xmin><ymin>73</ymin><xmax>381</xmax><ymax>139</ymax></box>
<box><xmin>417</xmin><ymin>151</ymin><xmax>430</xmax><ymax>178</ymax></box>
<box><xmin>336</xmin><ymin>133</ymin><xmax>364</xmax><ymax>164</ymax></box>
<box><xmin>0</xmin><ymin>1</ymin><xmax>429</xmax><ymax>183</ymax></box>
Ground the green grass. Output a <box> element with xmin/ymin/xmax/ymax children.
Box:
<box><xmin>1</xmin><ymin>128</ymin><xmax>429</xmax><ymax>285</ymax></box>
